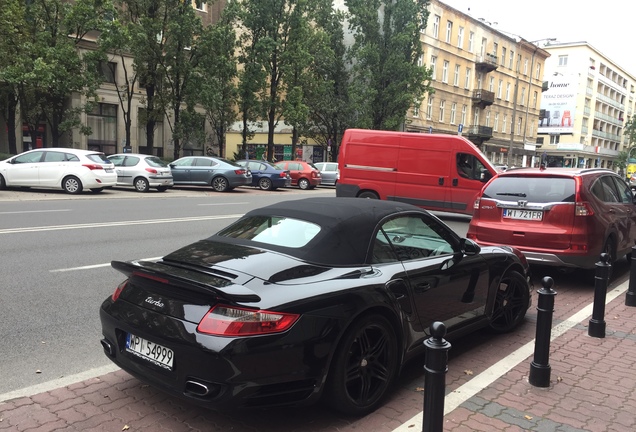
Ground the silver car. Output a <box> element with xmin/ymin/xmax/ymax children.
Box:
<box><xmin>170</xmin><ymin>156</ymin><xmax>252</xmax><ymax>192</ymax></box>
<box><xmin>108</xmin><ymin>153</ymin><xmax>173</xmax><ymax>192</ymax></box>
<box><xmin>314</xmin><ymin>162</ymin><xmax>339</xmax><ymax>186</ymax></box>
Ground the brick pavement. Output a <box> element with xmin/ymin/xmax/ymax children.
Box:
<box><xmin>1</xmin><ymin>277</ymin><xmax>635</xmax><ymax>431</ymax></box>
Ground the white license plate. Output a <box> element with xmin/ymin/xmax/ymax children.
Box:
<box><xmin>105</xmin><ymin>168</ymin><xmax>114</xmax><ymax>173</ymax></box>
<box><xmin>503</xmin><ymin>209</ymin><xmax>543</xmax><ymax>221</ymax></box>
<box><xmin>126</xmin><ymin>333</ymin><xmax>174</xmax><ymax>370</ymax></box>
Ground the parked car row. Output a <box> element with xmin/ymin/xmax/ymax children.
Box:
<box><xmin>0</xmin><ymin>148</ymin><xmax>337</xmax><ymax>194</ymax></box>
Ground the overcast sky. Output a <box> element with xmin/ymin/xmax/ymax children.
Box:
<box><xmin>439</xmin><ymin>0</ymin><xmax>636</xmax><ymax>76</ymax></box>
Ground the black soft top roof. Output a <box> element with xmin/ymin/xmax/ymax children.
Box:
<box><xmin>208</xmin><ymin>197</ymin><xmax>429</xmax><ymax>266</ymax></box>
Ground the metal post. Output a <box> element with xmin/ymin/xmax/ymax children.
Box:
<box><xmin>529</xmin><ymin>276</ymin><xmax>557</xmax><ymax>387</ymax></box>
<box><xmin>589</xmin><ymin>253</ymin><xmax>611</xmax><ymax>337</ymax></box>
<box><xmin>625</xmin><ymin>246</ymin><xmax>636</xmax><ymax>306</ymax></box>
<box><xmin>423</xmin><ymin>321</ymin><xmax>451</xmax><ymax>432</ymax></box>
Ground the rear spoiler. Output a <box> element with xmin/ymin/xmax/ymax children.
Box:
<box><xmin>111</xmin><ymin>259</ymin><xmax>261</xmax><ymax>303</ymax></box>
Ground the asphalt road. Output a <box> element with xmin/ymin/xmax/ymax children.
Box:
<box><xmin>0</xmin><ymin>184</ymin><xmax>626</xmax><ymax>401</ymax></box>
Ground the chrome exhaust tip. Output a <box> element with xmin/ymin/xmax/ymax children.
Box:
<box><xmin>185</xmin><ymin>380</ymin><xmax>211</xmax><ymax>397</ymax></box>
<box><xmin>100</xmin><ymin>339</ymin><xmax>115</xmax><ymax>357</ymax></box>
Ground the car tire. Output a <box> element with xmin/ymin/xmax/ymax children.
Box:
<box><xmin>358</xmin><ymin>191</ymin><xmax>379</xmax><ymax>199</ymax></box>
<box><xmin>90</xmin><ymin>188</ymin><xmax>104</xmax><ymax>193</ymax></box>
<box><xmin>134</xmin><ymin>177</ymin><xmax>150</xmax><ymax>193</ymax></box>
<box><xmin>258</xmin><ymin>178</ymin><xmax>273</xmax><ymax>191</ymax></box>
<box><xmin>0</xmin><ymin>174</ymin><xmax>5</xmax><ymax>189</ymax></box>
<box><xmin>325</xmin><ymin>314</ymin><xmax>398</xmax><ymax>416</ymax></box>
<box><xmin>489</xmin><ymin>270</ymin><xmax>530</xmax><ymax>333</ymax></box>
<box><xmin>212</xmin><ymin>176</ymin><xmax>229</xmax><ymax>192</ymax></box>
<box><xmin>156</xmin><ymin>186</ymin><xmax>169</xmax><ymax>192</ymax></box>
<box><xmin>62</xmin><ymin>176</ymin><xmax>83</xmax><ymax>194</ymax></box>
<box><xmin>298</xmin><ymin>178</ymin><xmax>310</xmax><ymax>190</ymax></box>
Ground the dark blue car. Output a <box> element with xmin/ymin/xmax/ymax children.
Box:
<box><xmin>237</xmin><ymin>160</ymin><xmax>291</xmax><ymax>190</ymax></box>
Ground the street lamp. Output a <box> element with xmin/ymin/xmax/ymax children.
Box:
<box><xmin>507</xmin><ymin>38</ymin><xmax>555</xmax><ymax>166</ymax></box>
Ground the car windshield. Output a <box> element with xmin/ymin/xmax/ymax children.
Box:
<box><xmin>482</xmin><ymin>176</ymin><xmax>576</xmax><ymax>203</ymax></box>
<box><xmin>218</xmin><ymin>216</ymin><xmax>321</xmax><ymax>248</ymax></box>
<box><xmin>87</xmin><ymin>153</ymin><xmax>111</xmax><ymax>164</ymax></box>
<box><xmin>145</xmin><ymin>156</ymin><xmax>168</xmax><ymax>167</ymax></box>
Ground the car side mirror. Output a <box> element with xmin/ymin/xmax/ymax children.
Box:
<box><xmin>460</xmin><ymin>238</ymin><xmax>481</xmax><ymax>256</ymax></box>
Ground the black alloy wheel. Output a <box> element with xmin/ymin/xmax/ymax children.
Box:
<box><xmin>212</xmin><ymin>176</ymin><xmax>230</xmax><ymax>192</ymax></box>
<box><xmin>258</xmin><ymin>177</ymin><xmax>273</xmax><ymax>190</ymax></box>
<box><xmin>489</xmin><ymin>270</ymin><xmax>530</xmax><ymax>333</ymax></box>
<box><xmin>326</xmin><ymin>314</ymin><xmax>398</xmax><ymax>415</ymax></box>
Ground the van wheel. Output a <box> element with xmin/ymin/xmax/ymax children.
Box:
<box><xmin>358</xmin><ymin>191</ymin><xmax>379</xmax><ymax>199</ymax></box>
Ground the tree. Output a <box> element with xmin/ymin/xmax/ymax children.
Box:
<box><xmin>197</xmin><ymin>14</ymin><xmax>238</xmax><ymax>158</ymax></box>
<box><xmin>345</xmin><ymin>0</ymin><xmax>433</xmax><ymax>130</ymax></box>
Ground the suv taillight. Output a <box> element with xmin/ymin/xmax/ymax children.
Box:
<box><xmin>575</xmin><ymin>202</ymin><xmax>594</xmax><ymax>216</ymax></box>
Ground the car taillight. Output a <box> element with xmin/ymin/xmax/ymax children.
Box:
<box><xmin>145</xmin><ymin>168</ymin><xmax>158</xmax><ymax>174</ymax></box>
<box><xmin>235</xmin><ymin>169</ymin><xmax>247</xmax><ymax>175</ymax></box>
<box><xmin>312</xmin><ymin>171</ymin><xmax>320</xmax><ymax>178</ymax></box>
<box><xmin>279</xmin><ymin>172</ymin><xmax>287</xmax><ymax>178</ymax></box>
<box><xmin>83</xmin><ymin>164</ymin><xmax>104</xmax><ymax>170</ymax></box>
<box><xmin>575</xmin><ymin>202</ymin><xmax>593</xmax><ymax>216</ymax></box>
<box><xmin>197</xmin><ymin>305</ymin><xmax>300</xmax><ymax>337</ymax></box>
<box><xmin>112</xmin><ymin>280</ymin><xmax>128</xmax><ymax>301</ymax></box>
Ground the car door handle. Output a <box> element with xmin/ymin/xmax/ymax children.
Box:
<box><xmin>414</xmin><ymin>283</ymin><xmax>431</xmax><ymax>293</ymax></box>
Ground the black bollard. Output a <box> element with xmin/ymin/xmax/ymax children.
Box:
<box><xmin>423</xmin><ymin>321</ymin><xmax>451</xmax><ymax>432</ymax></box>
<box><xmin>589</xmin><ymin>253</ymin><xmax>611</xmax><ymax>338</ymax></box>
<box><xmin>626</xmin><ymin>246</ymin><xmax>636</xmax><ymax>306</ymax></box>
<box><xmin>529</xmin><ymin>276</ymin><xmax>557</xmax><ymax>388</ymax></box>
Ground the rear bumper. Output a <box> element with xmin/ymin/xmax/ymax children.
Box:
<box><xmin>475</xmin><ymin>239</ymin><xmax>598</xmax><ymax>269</ymax></box>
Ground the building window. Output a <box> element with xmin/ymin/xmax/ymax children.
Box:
<box><xmin>417</xmin><ymin>54</ymin><xmax>423</xmax><ymax>67</ymax></box>
<box><xmin>480</xmin><ymin>38</ymin><xmax>487</xmax><ymax>56</ymax></box>
<box><xmin>193</xmin><ymin>0</ymin><xmax>206</xmax><ymax>11</ymax></box>
<box><xmin>501</xmin><ymin>47</ymin><xmax>506</xmax><ymax>65</ymax></box>
<box><xmin>498</xmin><ymin>79</ymin><xmax>503</xmax><ymax>98</ymax></box>
<box><xmin>427</xmin><ymin>97</ymin><xmax>434</xmax><ymax>120</ymax></box>
<box><xmin>442</xmin><ymin>61</ymin><xmax>449</xmax><ymax>83</ymax></box>
<box><xmin>473</xmin><ymin>108</ymin><xmax>480</xmax><ymax>126</ymax></box>
<box><xmin>446</xmin><ymin>21</ymin><xmax>452</xmax><ymax>43</ymax></box>
<box><xmin>517</xmin><ymin>117</ymin><xmax>522</xmax><ymax>135</ymax></box>
<box><xmin>489</xmin><ymin>76</ymin><xmax>495</xmax><ymax>92</ymax></box>
<box><xmin>509</xmin><ymin>51</ymin><xmax>514</xmax><ymax>69</ymax></box>
<box><xmin>464</xmin><ymin>67</ymin><xmax>471</xmax><ymax>89</ymax></box>
<box><xmin>88</xmin><ymin>103</ymin><xmax>117</xmax><ymax>154</ymax></box>
<box><xmin>494</xmin><ymin>113</ymin><xmax>499</xmax><ymax>131</ymax></box>
<box><xmin>454</xmin><ymin>65</ymin><xmax>460</xmax><ymax>86</ymax></box>
<box><xmin>486</xmin><ymin>110</ymin><xmax>491</xmax><ymax>127</ymax></box>
<box><xmin>468</xmin><ymin>32</ymin><xmax>474</xmax><ymax>52</ymax></box>
<box><xmin>457</xmin><ymin>27</ymin><xmax>464</xmax><ymax>48</ymax></box>
<box><xmin>505</xmin><ymin>83</ymin><xmax>511</xmax><ymax>101</ymax></box>
<box><xmin>550</xmin><ymin>134</ymin><xmax>560</xmax><ymax>144</ymax></box>
<box><xmin>450</xmin><ymin>103</ymin><xmax>457</xmax><ymax>124</ymax></box>
<box><xmin>520</xmin><ymin>87</ymin><xmax>526</xmax><ymax>105</ymax></box>
<box><xmin>413</xmin><ymin>100</ymin><xmax>420</xmax><ymax>117</ymax></box>
<box><xmin>558</xmin><ymin>55</ymin><xmax>568</xmax><ymax>66</ymax></box>
<box><xmin>432</xmin><ymin>15</ymin><xmax>440</xmax><ymax>38</ymax></box>
<box><xmin>430</xmin><ymin>56</ymin><xmax>437</xmax><ymax>80</ymax></box>
<box><xmin>503</xmin><ymin>114</ymin><xmax>507</xmax><ymax>133</ymax></box>
<box><xmin>461</xmin><ymin>105</ymin><xmax>467</xmax><ymax>125</ymax></box>
<box><xmin>439</xmin><ymin>100</ymin><xmax>446</xmax><ymax>122</ymax></box>
<box><xmin>535</xmin><ymin>63</ymin><xmax>542</xmax><ymax>80</ymax></box>
<box><xmin>493</xmin><ymin>42</ymin><xmax>498</xmax><ymax>58</ymax></box>
<box><xmin>533</xmin><ymin>91</ymin><xmax>538</xmax><ymax>108</ymax></box>
<box><xmin>99</xmin><ymin>62</ymin><xmax>116</xmax><ymax>84</ymax></box>
<box><xmin>524</xmin><ymin>58</ymin><xmax>529</xmax><ymax>75</ymax></box>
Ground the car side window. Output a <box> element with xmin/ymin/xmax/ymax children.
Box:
<box><xmin>109</xmin><ymin>155</ymin><xmax>125</xmax><ymax>166</ymax></box>
<box><xmin>598</xmin><ymin>176</ymin><xmax>620</xmax><ymax>203</ymax></box>
<box><xmin>456</xmin><ymin>153</ymin><xmax>484</xmax><ymax>180</ymax></box>
<box><xmin>196</xmin><ymin>158</ymin><xmax>217</xmax><ymax>167</ymax></box>
<box><xmin>610</xmin><ymin>176</ymin><xmax>633</xmax><ymax>204</ymax></box>
<box><xmin>172</xmin><ymin>157</ymin><xmax>196</xmax><ymax>167</ymax></box>
<box><xmin>14</xmin><ymin>151</ymin><xmax>45</xmax><ymax>164</ymax></box>
<box><xmin>123</xmin><ymin>157</ymin><xmax>140</xmax><ymax>167</ymax></box>
<box><xmin>43</xmin><ymin>151</ymin><xmax>67</xmax><ymax>162</ymax></box>
<box><xmin>372</xmin><ymin>215</ymin><xmax>455</xmax><ymax>263</ymax></box>
<box><xmin>289</xmin><ymin>163</ymin><xmax>302</xmax><ymax>170</ymax></box>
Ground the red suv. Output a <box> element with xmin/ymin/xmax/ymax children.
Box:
<box><xmin>275</xmin><ymin>161</ymin><xmax>322</xmax><ymax>189</ymax></box>
<box><xmin>467</xmin><ymin>168</ymin><xmax>636</xmax><ymax>270</ymax></box>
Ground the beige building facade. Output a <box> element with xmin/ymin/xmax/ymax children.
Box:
<box><xmin>410</xmin><ymin>0</ymin><xmax>550</xmax><ymax>168</ymax></box>
<box><xmin>538</xmin><ymin>42</ymin><xmax>636</xmax><ymax>172</ymax></box>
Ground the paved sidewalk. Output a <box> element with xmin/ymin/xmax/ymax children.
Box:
<box><xmin>1</xmin><ymin>279</ymin><xmax>634</xmax><ymax>431</ymax></box>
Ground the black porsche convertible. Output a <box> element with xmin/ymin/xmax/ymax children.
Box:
<box><xmin>99</xmin><ymin>197</ymin><xmax>531</xmax><ymax>415</ymax></box>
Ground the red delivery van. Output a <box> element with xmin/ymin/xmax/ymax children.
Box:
<box><xmin>336</xmin><ymin>129</ymin><xmax>498</xmax><ymax>215</ymax></box>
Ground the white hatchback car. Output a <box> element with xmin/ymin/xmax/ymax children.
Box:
<box><xmin>0</xmin><ymin>148</ymin><xmax>117</xmax><ymax>194</ymax></box>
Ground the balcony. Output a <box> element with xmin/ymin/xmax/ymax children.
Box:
<box><xmin>472</xmin><ymin>89</ymin><xmax>495</xmax><ymax>109</ymax></box>
<box><xmin>464</xmin><ymin>125</ymin><xmax>493</xmax><ymax>146</ymax></box>
<box><xmin>475</xmin><ymin>53</ymin><xmax>498</xmax><ymax>73</ymax></box>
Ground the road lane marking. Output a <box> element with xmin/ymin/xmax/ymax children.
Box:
<box><xmin>0</xmin><ymin>209</ymin><xmax>71</xmax><ymax>215</ymax></box>
<box><xmin>392</xmin><ymin>281</ymin><xmax>629</xmax><ymax>431</ymax></box>
<box><xmin>50</xmin><ymin>257</ymin><xmax>163</xmax><ymax>273</ymax></box>
<box><xmin>0</xmin><ymin>214</ymin><xmax>242</xmax><ymax>235</ymax></box>
<box><xmin>198</xmin><ymin>202</ymin><xmax>249</xmax><ymax>206</ymax></box>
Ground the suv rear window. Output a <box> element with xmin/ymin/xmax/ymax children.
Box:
<box><xmin>482</xmin><ymin>176</ymin><xmax>576</xmax><ymax>203</ymax></box>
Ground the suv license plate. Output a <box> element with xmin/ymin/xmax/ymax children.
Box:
<box><xmin>503</xmin><ymin>209</ymin><xmax>543</xmax><ymax>221</ymax></box>
<box><xmin>126</xmin><ymin>333</ymin><xmax>174</xmax><ymax>370</ymax></box>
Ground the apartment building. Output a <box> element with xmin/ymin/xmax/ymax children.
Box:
<box><xmin>538</xmin><ymin>42</ymin><xmax>636</xmax><ymax>171</ymax></box>
<box><xmin>410</xmin><ymin>0</ymin><xmax>550</xmax><ymax>168</ymax></box>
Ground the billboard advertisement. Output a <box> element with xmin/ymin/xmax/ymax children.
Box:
<box><xmin>538</xmin><ymin>77</ymin><xmax>577</xmax><ymax>134</ymax></box>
